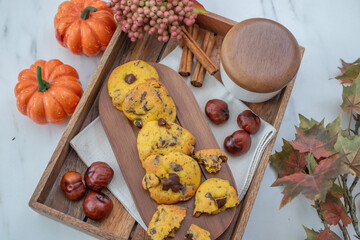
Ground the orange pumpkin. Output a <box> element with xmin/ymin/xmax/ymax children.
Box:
<box><xmin>15</xmin><ymin>59</ymin><xmax>83</xmax><ymax>124</ymax></box>
<box><xmin>54</xmin><ymin>0</ymin><xmax>116</xmax><ymax>56</ymax></box>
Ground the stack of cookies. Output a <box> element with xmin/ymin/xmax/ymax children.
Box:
<box><xmin>107</xmin><ymin>60</ymin><xmax>239</xmax><ymax>240</ymax></box>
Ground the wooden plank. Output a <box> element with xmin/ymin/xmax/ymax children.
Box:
<box><xmin>197</xmin><ymin>13</ymin><xmax>237</xmax><ymax>36</ymax></box>
<box><xmin>99</xmin><ymin>63</ymin><xmax>237</xmax><ymax>239</ymax></box>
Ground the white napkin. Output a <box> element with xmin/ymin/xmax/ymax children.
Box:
<box><xmin>70</xmin><ymin>46</ymin><xmax>276</xmax><ymax>229</ymax></box>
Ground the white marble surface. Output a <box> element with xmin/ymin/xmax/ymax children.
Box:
<box><xmin>1</xmin><ymin>0</ymin><xmax>360</xmax><ymax>239</ymax></box>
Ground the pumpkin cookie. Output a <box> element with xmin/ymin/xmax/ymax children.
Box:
<box><xmin>122</xmin><ymin>80</ymin><xmax>176</xmax><ymax>128</ymax></box>
<box><xmin>194</xmin><ymin>149</ymin><xmax>228</xmax><ymax>173</ymax></box>
<box><xmin>142</xmin><ymin>152</ymin><xmax>201</xmax><ymax>204</ymax></box>
<box><xmin>185</xmin><ymin>224</ymin><xmax>211</xmax><ymax>240</ymax></box>
<box><xmin>137</xmin><ymin>119</ymin><xmax>196</xmax><ymax>162</ymax></box>
<box><xmin>107</xmin><ymin>60</ymin><xmax>159</xmax><ymax>111</ymax></box>
<box><xmin>193</xmin><ymin>178</ymin><xmax>238</xmax><ymax>217</ymax></box>
<box><xmin>147</xmin><ymin>205</ymin><xmax>186</xmax><ymax>240</ymax></box>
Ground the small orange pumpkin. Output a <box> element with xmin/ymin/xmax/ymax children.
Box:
<box><xmin>15</xmin><ymin>59</ymin><xmax>83</xmax><ymax>124</ymax></box>
<box><xmin>54</xmin><ymin>0</ymin><xmax>116</xmax><ymax>56</ymax></box>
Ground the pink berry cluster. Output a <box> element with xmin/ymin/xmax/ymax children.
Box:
<box><xmin>108</xmin><ymin>0</ymin><xmax>197</xmax><ymax>42</ymax></box>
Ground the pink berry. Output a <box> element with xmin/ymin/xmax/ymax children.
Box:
<box><xmin>168</xmin><ymin>15</ymin><xmax>175</xmax><ymax>23</ymax></box>
<box><xmin>157</xmin><ymin>11</ymin><xmax>163</xmax><ymax>17</ymax></box>
<box><xmin>171</xmin><ymin>31</ymin><xmax>177</xmax><ymax>38</ymax></box>
<box><xmin>162</xmin><ymin>36</ymin><xmax>169</xmax><ymax>42</ymax></box>
<box><xmin>175</xmin><ymin>6</ymin><xmax>182</xmax><ymax>13</ymax></box>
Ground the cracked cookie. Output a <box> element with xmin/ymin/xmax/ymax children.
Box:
<box><xmin>194</xmin><ymin>149</ymin><xmax>228</xmax><ymax>173</ymax></box>
<box><xmin>142</xmin><ymin>152</ymin><xmax>201</xmax><ymax>204</ymax></box>
<box><xmin>107</xmin><ymin>60</ymin><xmax>159</xmax><ymax>111</ymax></box>
<box><xmin>137</xmin><ymin>119</ymin><xmax>196</xmax><ymax>162</ymax></box>
<box><xmin>193</xmin><ymin>178</ymin><xmax>238</xmax><ymax>217</ymax></box>
<box><xmin>185</xmin><ymin>224</ymin><xmax>211</xmax><ymax>240</ymax></box>
<box><xmin>147</xmin><ymin>205</ymin><xmax>186</xmax><ymax>240</ymax></box>
<box><xmin>122</xmin><ymin>80</ymin><xmax>176</xmax><ymax>128</ymax></box>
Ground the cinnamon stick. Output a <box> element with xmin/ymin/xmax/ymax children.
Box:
<box><xmin>181</xmin><ymin>26</ymin><xmax>218</xmax><ymax>75</ymax></box>
<box><xmin>191</xmin><ymin>33</ymin><xmax>216</xmax><ymax>87</ymax></box>
<box><xmin>178</xmin><ymin>25</ymin><xmax>193</xmax><ymax>76</ymax></box>
<box><xmin>185</xmin><ymin>24</ymin><xmax>199</xmax><ymax>74</ymax></box>
<box><xmin>191</xmin><ymin>31</ymin><xmax>211</xmax><ymax>87</ymax></box>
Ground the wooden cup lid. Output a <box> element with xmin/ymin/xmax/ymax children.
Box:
<box><xmin>221</xmin><ymin>18</ymin><xmax>301</xmax><ymax>93</ymax></box>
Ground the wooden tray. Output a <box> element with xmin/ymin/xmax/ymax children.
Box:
<box><xmin>99</xmin><ymin>62</ymin><xmax>237</xmax><ymax>239</ymax></box>
<box><xmin>29</xmin><ymin>12</ymin><xmax>304</xmax><ymax>240</ymax></box>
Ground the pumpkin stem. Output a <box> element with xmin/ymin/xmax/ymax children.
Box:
<box><xmin>80</xmin><ymin>6</ymin><xmax>97</xmax><ymax>20</ymax></box>
<box><xmin>37</xmin><ymin>66</ymin><xmax>50</xmax><ymax>92</ymax></box>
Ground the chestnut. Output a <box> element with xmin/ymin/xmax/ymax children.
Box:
<box><xmin>60</xmin><ymin>171</ymin><xmax>86</xmax><ymax>200</ymax></box>
<box><xmin>237</xmin><ymin>110</ymin><xmax>261</xmax><ymax>134</ymax></box>
<box><xmin>85</xmin><ymin>162</ymin><xmax>114</xmax><ymax>191</ymax></box>
<box><xmin>205</xmin><ymin>99</ymin><xmax>230</xmax><ymax>125</ymax></box>
<box><xmin>83</xmin><ymin>192</ymin><xmax>113</xmax><ymax>221</ymax></box>
<box><xmin>224</xmin><ymin>130</ymin><xmax>251</xmax><ymax>156</ymax></box>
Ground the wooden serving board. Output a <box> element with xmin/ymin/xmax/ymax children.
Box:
<box><xmin>98</xmin><ymin>62</ymin><xmax>237</xmax><ymax>239</ymax></box>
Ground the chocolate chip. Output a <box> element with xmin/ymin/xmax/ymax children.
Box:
<box><xmin>170</xmin><ymin>162</ymin><xmax>183</xmax><ymax>172</ymax></box>
<box><xmin>205</xmin><ymin>192</ymin><xmax>213</xmax><ymax>199</ymax></box>
<box><xmin>158</xmin><ymin>118</ymin><xmax>171</xmax><ymax>129</ymax></box>
<box><xmin>134</xmin><ymin>119</ymin><xmax>143</xmax><ymax>128</ymax></box>
<box><xmin>149</xmin><ymin>228</ymin><xmax>157</xmax><ymax>234</ymax></box>
<box><xmin>185</xmin><ymin>233</ymin><xmax>194</xmax><ymax>239</ymax></box>
<box><xmin>219</xmin><ymin>154</ymin><xmax>228</xmax><ymax>162</ymax></box>
<box><xmin>152</xmin><ymin>89</ymin><xmax>163</xmax><ymax>102</ymax></box>
<box><xmin>124</xmin><ymin>74</ymin><xmax>136</xmax><ymax>84</ymax></box>
<box><xmin>161</xmin><ymin>173</ymin><xmax>182</xmax><ymax>193</ymax></box>
<box><xmin>154</xmin><ymin>156</ymin><xmax>160</xmax><ymax>165</ymax></box>
<box><xmin>140</xmin><ymin>91</ymin><xmax>147</xmax><ymax>102</ymax></box>
<box><xmin>142</xmin><ymin>102</ymin><xmax>150</xmax><ymax>111</ymax></box>
<box><xmin>215</xmin><ymin>196</ymin><xmax>227</xmax><ymax>208</ymax></box>
<box><xmin>134</xmin><ymin>60</ymin><xmax>140</xmax><ymax>66</ymax></box>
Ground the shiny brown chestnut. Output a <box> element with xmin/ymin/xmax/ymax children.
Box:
<box><xmin>224</xmin><ymin>130</ymin><xmax>251</xmax><ymax>156</ymax></box>
<box><xmin>237</xmin><ymin>110</ymin><xmax>261</xmax><ymax>134</ymax></box>
<box><xmin>85</xmin><ymin>162</ymin><xmax>114</xmax><ymax>191</ymax></box>
<box><xmin>83</xmin><ymin>192</ymin><xmax>113</xmax><ymax>221</ymax></box>
<box><xmin>205</xmin><ymin>99</ymin><xmax>229</xmax><ymax>125</ymax></box>
<box><xmin>60</xmin><ymin>171</ymin><xmax>86</xmax><ymax>200</ymax></box>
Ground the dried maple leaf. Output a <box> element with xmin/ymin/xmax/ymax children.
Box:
<box><xmin>341</xmin><ymin>74</ymin><xmax>360</xmax><ymax>114</ymax></box>
<box><xmin>336</xmin><ymin>58</ymin><xmax>360</xmax><ymax>84</ymax></box>
<box><xmin>316</xmin><ymin>227</ymin><xmax>342</xmax><ymax>240</ymax></box>
<box><xmin>339</xmin><ymin>58</ymin><xmax>360</xmax><ymax>73</ymax></box>
<box><xmin>303</xmin><ymin>226</ymin><xmax>341</xmax><ymax>240</ymax></box>
<box><xmin>270</xmin><ymin>139</ymin><xmax>307</xmax><ymax>178</ymax></box>
<box><xmin>335</xmin><ymin>134</ymin><xmax>360</xmax><ymax>176</ymax></box>
<box><xmin>328</xmin><ymin>183</ymin><xmax>345</xmax><ymax>198</ymax></box>
<box><xmin>290</xmin><ymin>123</ymin><xmax>337</xmax><ymax>160</ymax></box>
<box><xmin>325</xmin><ymin>115</ymin><xmax>348</xmax><ymax>137</ymax></box>
<box><xmin>272</xmin><ymin>156</ymin><xmax>346</xmax><ymax>208</ymax></box>
<box><xmin>299</xmin><ymin>114</ymin><xmax>324</xmax><ymax>130</ymax></box>
<box><xmin>303</xmin><ymin>226</ymin><xmax>319</xmax><ymax>240</ymax></box>
<box><xmin>306</xmin><ymin>153</ymin><xmax>317</xmax><ymax>174</ymax></box>
<box><xmin>320</xmin><ymin>195</ymin><xmax>351</xmax><ymax>226</ymax></box>
<box><xmin>193</xmin><ymin>1</ymin><xmax>208</xmax><ymax>14</ymax></box>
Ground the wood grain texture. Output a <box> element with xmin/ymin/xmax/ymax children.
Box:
<box><xmin>29</xmin><ymin>11</ymin><xmax>304</xmax><ymax>240</ymax></box>
<box><xmin>221</xmin><ymin>18</ymin><xmax>301</xmax><ymax>93</ymax></box>
<box><xmin>99</xmin><ymin>63</ymin><xmax>237</xmax><ymax>239</ymax></box>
